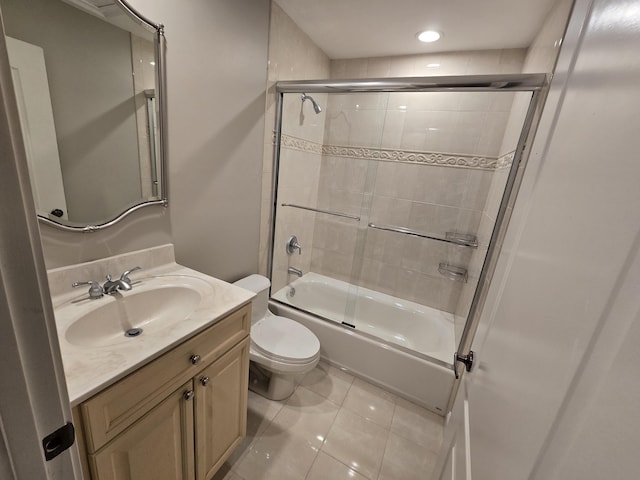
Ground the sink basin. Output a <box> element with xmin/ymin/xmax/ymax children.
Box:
<box><xmin>58</xmin><ymin>276</ymin><xmax>213</xmax><ymax>347</ymax></box>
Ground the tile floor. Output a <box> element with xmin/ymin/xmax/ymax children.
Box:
<box><xmin>213</xmin><ymin>362</ymin><xmax>444</xmax><ymax>480</ymax></box>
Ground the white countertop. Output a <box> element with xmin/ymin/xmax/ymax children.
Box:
<box><xmin>50</xmin><ymin>260</ymin><xmax>253</xmax><ymax>406</ymax></box>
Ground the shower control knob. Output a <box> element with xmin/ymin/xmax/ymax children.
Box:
<box><xmin>183</xmin><ymin>390</ymin><xmax>194</xmax><ymax>401</ymax></box>
<box><xmin>190</xmin><ymin>354</ymin><xmax>201</xmax><ymax>365</ymax></box>
<box><xmin>199</xmin><ymin>376</ymin><xmax>210</xmax><ymax>386</ymax></box>
<box><xmin>286</xmin><ymin>235</ymin><xmax>302</xmax><ymax>255</ymax></box>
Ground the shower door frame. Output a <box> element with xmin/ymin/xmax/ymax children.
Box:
<box><xmin>268</xmin><ymin>74</ymin><xmax>546</xmax><ymax>370</ymax></box>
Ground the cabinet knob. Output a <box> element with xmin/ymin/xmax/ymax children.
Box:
<box><xmin>190</xmin><ymin>354</ymin><xmax>201</xmax><ymax>365</ymax></box>
<box><xmin>199</xmin><ymin>376</ymin><xmax>210</xmax><ymax>386</ymax></box>
<box><xmin>183</xmin><ymin>390</ymin><xmax>195</xmax><ymax>400</ymax></box>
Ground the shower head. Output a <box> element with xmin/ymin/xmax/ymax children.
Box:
<box><xmin>301</xmin><ymin>93</ymin><xmax>322</xmax><ymax>114</ymax></box>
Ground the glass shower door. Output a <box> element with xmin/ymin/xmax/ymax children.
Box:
<box><xmin>270</xmin><ymin>79</ymin><xmax>540</xmax><ymax>367</ymax></box>
<box><xmin>270</xmin><ymin>91</ymin><xmax>389</xmax><ymax>328</ymax></box>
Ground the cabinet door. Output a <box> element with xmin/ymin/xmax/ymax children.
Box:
<box><xmin>91</xmin><ymin>382</ymin><xmax>196</xmax><ymax>480</ymax></box>
<box><xmin>195</xmin><ymin>338</ymin><xmax>249</xmax><ymax>480</ymax></box>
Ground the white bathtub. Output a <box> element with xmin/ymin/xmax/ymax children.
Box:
<box><xmin>270</xmin><ymin>272</ymin><xmax>455</xmax><ymax>414</ymax></box>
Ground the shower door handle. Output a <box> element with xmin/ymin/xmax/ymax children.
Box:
<box><xmin>454</xmin><ymin>351</ymin><xmax>474</xmax><ymax>379</ymax></box>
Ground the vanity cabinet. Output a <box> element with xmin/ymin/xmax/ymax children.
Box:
<box><xmin>91</xmin><ymin>380</ymin><xmax>196</xmax><ymax>479</ymax></box>
<box><xmin>74</xmin><ymin>304</ymin><xmax>251</xmax><ymax>480</ymax></box>
<box><xmin>195</xmin><ymin>340</ymin><xmax>249</xmax><ymax>479</ymax></box>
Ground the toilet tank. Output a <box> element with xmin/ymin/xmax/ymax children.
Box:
<box><xmin>233</xmin><ymin>274</ymin><xmax>271</xmax><ymax>323</ymax></box>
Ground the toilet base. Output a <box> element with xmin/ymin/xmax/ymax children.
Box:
<box><xmin>248</xmin><ymin>361</ymin><xmax>305</xmax><ymax>401</ymax></box>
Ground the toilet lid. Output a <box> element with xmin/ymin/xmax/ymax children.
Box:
<box><xmin>251</xmin><ymin>316</ymin><xmax>320</xmax><ymax>363</ymax></box>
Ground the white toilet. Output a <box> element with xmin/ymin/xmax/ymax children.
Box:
<box><xmin>234</xmin><ymin>274</ymin><xmax>320</xmax><ymax>400</ymax></box>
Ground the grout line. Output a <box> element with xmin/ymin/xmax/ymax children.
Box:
<box><xmin>372</xmin><ymin>401</ymin><xmax>399</xmax><ymax>480</ymax></box>
<box><xmin>303</xmin><ymin>448</ymin><xmax>322</xmax><ymax>480</ymax></box>
<box><xmin>319</xmin><ymin>449</ymin><xmax>374</xmax><ymax>480</ymax></box>
<box><xmin>314</xmin><ymin>377</ymin><xmax>365</xmax><ymax>477</ymax></box>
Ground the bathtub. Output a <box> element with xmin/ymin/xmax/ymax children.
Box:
<box><xmin>270</xmin><ymin>272</ymin><xmax>455</xmax><ymax>414</ymax></box>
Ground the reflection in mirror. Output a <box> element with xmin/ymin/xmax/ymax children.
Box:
<box><xmin>1</xmin><ymin>0</ymin><xmax>165</xmax><ymax>229</ymax></box>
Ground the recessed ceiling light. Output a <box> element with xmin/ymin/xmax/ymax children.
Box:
<box><xmin>417</xmin><ymin>30</ymin><xmax>441</xmax><ymax>43</ymax></box>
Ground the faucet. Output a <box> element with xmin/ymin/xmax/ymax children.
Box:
<box><xmin>72</xmin><ymin>280</ymin><xmax>104</xmax><ymax>299</ymax></box>
<box><xmin>287</xmin><ymin>267</ymin><xmax>303</xmax><ymax>277</ymax></box>
<box><xmin>103</xmin><ymin>266</ymin><xmax>141</xmax><ymax>294</ymax></box>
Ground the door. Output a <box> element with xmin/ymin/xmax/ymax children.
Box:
<box><xmin>195</xmin><ymin>339</ymin><xmax>249</xmax><ymax>480</ymax></box>
<box><xmin>0</xmin><ymin>20</ymin><xmax>80</xmax><ymax>480</ymax></box>
<box><xmin>5</xmin><ymin>36</ymin><xmax>68</xmax><ymax>219</ymax></box>
<box><xmin>91</xmin><ymin>382</ymin><xmax>196</xmax><ymax>480</ymax></box>
<box><xmin>434</xmin><ymin>0</ymin><xmax>640</xmax><ymax>478</ymax></box>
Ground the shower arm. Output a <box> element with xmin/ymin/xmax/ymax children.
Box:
<box><xmin>301</xmin><ymin>93</ymin><xmax>322</xmax><ymax>114</ymax></box>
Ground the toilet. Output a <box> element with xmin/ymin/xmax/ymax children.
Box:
<box><xmin>233</xmin><ymin>274</ymin><xmax>320</xmax><ymax>400</ymax></box>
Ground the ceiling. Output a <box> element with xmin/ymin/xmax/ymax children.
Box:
<box><xmin>275</xmin><ymin>0</ymin><xmax>559</xmax><ymax>59</ymax></box>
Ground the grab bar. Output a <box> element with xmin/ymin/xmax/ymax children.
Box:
<box><xmin>281</xmin><ymin>203</ymin><xmax>361</xmax><ymax>221</ymax></box>
<box><xmin>438</xmin><ymin>263</ymin><xmax>469</xmax><ymax>282</ymax></box>
<box><xmin>367</xmin><ymin>223</ymin><xmax>478</xmax><ymax>248</ymax></box>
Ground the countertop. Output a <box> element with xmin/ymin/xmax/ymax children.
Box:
<box><xmin>51</xmin><ymin>261</ymin><xmax>254</xmax><ymax>406</ymax></box>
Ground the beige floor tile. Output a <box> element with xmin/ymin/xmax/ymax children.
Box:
<box><xmin>307</xmin><ymin>452</ymin><xmax>369</xmax><ymax>480</ymax></box>
<box><xmin>234</xmin><ymin>423</ymin><xmax>320</xmax><ymax>480</ymax></box>
<box><xmin>322</xmin><ymin>408</ymin><xmax>389</xmax><ymax>479</ymax></box>
<box><xmin>269</xmin><ymin>386</ymin><xmax>340</xmax><ymax>447</ymax></box>
<box><xmin>224</xmin><ymin>434</ymin><xmax>253</xmax><ymax>469</ymax></box>
<box><xmin>300</xmin><ymin>362</ymin><xmax>354</xmax><ymax>405</ymax></box>
<box><xmin>247</xmin><ymin>390</ymin><xmax>286</xmax><ymax>431</ymax></box>
<box><xmin>225</xmin><ymin>392</ymin><xmax>286</xmax><ymax>468</ymax></box>
<box><xmin>342</xmin><ymin>378</ymin><xmax>397</xmax><ymax>428</ymax></box>
<box><xmin>212</xmin><ymin>464</ymin><xmax>246</xmax><ymax>480</ymax></box>
<box><xmin>391</xmin><ymin>397</ymin><xmax>443</xmax><ymax>452</ymax></box>
<box><xmin>377</xmin><ymin>432</ymin><xmax>438</xmax><ymax>480</ymax></box>
<box><xmin>227</xmin><ymin>378</ymin><xmax>442</xmax><ymax>480</ymax></box>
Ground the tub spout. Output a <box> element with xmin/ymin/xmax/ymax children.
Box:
<box><xmin>288</xmin><ymin>267</ymin><xmax>303</xmax><ymax>277</ymax></box>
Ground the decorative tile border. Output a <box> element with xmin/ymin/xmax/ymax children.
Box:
<box><xmin>281</xmin><ymin>134</ymin><xmax>516</xmax><ymax>171</ymax></box>
<box><xmin>280</xmin><ymin>134</ymin><xmax>323</xmax><ymax>155</ymax></box>
<box><xmin>323</xmin><ymin>144</ymin><xmax>498</xmax><ymax>170</ymax></box>
<box><xmin>496</xmin><ymin>151</ymin><xmax>515</xmax><ymax>169</ymax></box>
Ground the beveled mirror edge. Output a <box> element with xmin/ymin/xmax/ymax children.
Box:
<box><xmin>37</xmin><ymin>0</ymin><xmax>168</xmax><ymax>233</ymax></box>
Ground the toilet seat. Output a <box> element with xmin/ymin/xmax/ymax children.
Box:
<box><xmin>251</xmin><ymin>315</ymin><xmax>320</xmax><ymax>364</ymax></box>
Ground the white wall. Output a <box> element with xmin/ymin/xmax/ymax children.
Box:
<box><xmin>129</xmin><ymin>0</ymin><xmax>269</xmax><ymax>282</ymax></box>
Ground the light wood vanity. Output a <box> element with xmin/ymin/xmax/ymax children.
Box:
<box><xmin>72</xmin><ymin>304</ymin><xmax>250</xmax><ymax>480</ymax></box>
<box><xmin>48</xmin><ymin>246</ymin><xmax>254</xmax><ymax>479</ymax></box>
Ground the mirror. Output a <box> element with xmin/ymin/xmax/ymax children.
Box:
<box><xmin>1</xmin><ymin>0</ymin><xmax>166</xmax><ymax>230</ymax></box>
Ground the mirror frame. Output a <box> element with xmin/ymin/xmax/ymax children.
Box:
<box><xmin>36</xmin><ymin>0</ymin><xmax>167</xmax><ymax>233</ymax></box>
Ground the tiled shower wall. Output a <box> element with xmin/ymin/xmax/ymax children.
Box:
<box><xmin>259</xmin><ymin>2</ymin><xmax>330</xmax><ymax>291</ymax></box>
<box><xmin>308</xmin><ymin>50</ymin><xmax>526</xmax><ymax>313</ymax></box>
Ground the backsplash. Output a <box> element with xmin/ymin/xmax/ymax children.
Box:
<box><xmin>47</xmin><ymin>244</ymin><xmax>175</xmax><ymax>299</ymax></box>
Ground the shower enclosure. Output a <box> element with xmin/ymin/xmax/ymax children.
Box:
<box><xmin>267</xmin><ymin>75</ymin><xmax>544</xmax><ymax>412</ymax></box>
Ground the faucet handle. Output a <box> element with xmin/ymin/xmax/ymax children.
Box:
<box><xmin>120</xmin><ymin>266</ymin><xmax>141</xmax><ymax>283</ymax></box>
<box><xmin>72</xmin><ymin>280</ymin><xmax>104</xmax><ymax>299</ymax></box>
<box><xmin>286</xmin><ymin>236</ymin><xmax>302</xmax><ymax>255</ymax></box>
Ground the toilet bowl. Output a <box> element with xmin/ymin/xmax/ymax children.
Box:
<box><xmin>233</xmin><ymin>274</ymin><xmax>320</xmax><ymax>400</ymax></box>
